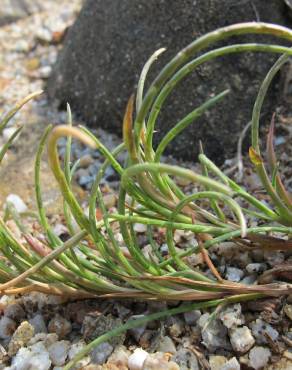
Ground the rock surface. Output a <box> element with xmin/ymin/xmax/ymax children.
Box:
<box><xmin>47</xmin><ymin>0</ymin><xmax>291</xmax><ymax>163</ymax></box>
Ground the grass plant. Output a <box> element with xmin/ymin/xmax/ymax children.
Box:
<box><xmin>0</xmin><ymin>22</ymin><xmax>291</xmax><ymax>368</ymax></box>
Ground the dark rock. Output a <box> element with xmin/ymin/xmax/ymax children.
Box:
<box><xmin>47</xmin><ymin>0</ymin><xmax>291</xmax><ymax>163</ymax></box>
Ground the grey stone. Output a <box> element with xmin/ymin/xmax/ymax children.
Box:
<box><xmin>4</xmin><ymin>303</ymin><xmax>25</xmax><ymax>321</ymax></box>
<box><xmin>225</xmin><ymin>267</ymin><xmax>244</xmax><ymax>282</ymax></box>
<box><xmin>172</xmin><ymin>348</ymin><xmax>199</xmax><ymax>370</ymax></box>
<box><xmin>48</xmin><ymin>340</ymin><xmax>70</xmax><ymax>366</ymax></box>
<box><xmin>184</xmin><ymin>310</ymin><xmax>201</xmax><ymax>326</ymax></box>
<box><xmin>68</xmin><ymin>341</ymin><xmax>90</xmax><ymax>369</ymax></box>
<box><xmin>0</xmin><ymin>317</ymin><xmax>16</xmax><ymax>339</ymax></box>
<box><xmin>246</xmin><ymin>263</ymin><xmax>267</xmax><ymax>273</ymax></box>
<box><xmin>28</xmin><ymin>314</ymin><xmax>47</xmax><ymax>334</ymax></box>
<box><xmin>197</xmin><ymin>313</ymin><xmax>230</xmax><ymax>351</ymax></box>
<box><xmin>251</xmin><ymin>318</ymin><xmax>279</xmax><ymax>345</ymax></box>
<box><xmin>156</xmin><ymin>336</ymin><xmax>176</xmax><ymax>354</ymax></box>
<box><xmin>249</xmin><ymin>346</ymin><xmax>271</xmax><ymax>369</ymax></box>
<box><xmin>47</xmin><ymin>0</ymin><xmax>290</xmax><ymax>163</ymax></box>
<box><xmin>90</xmin><ymin>342</ymin><xmax>114</xmax><ymax>364</ymax></box>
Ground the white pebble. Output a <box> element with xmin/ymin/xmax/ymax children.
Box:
<box><xmin>36</xmin><ymin>28</ymin><xmax>52</xmax><ymax>43</ymax></box>
<box><xmin>229</xmin><ymin>326</ymin><xmax>255</xmax><ymax>353</ymax></box>
<box><xmin>48</xmin><ymin>340</ymin><xmax>70</xmax><ymax>366</ymax></box>
<box><xmin>0</xmin><ymin>295</ymin><xmax>16</xmax><ymax>307</ymax></box>
<box><xmin>13</xmin><ymin>39</ymin><xmax>30</xmax><ymax>52</ymax></box>
<box><xmin>10</xmin><ymin>342</ymin><xmax>51</xmax><ymax>370</ymax></box>
<box><xmin>133</xmin><ymin>223</ymin><xmax>147</xmax><ymax>233</ymax></box>
<box><xmin>249</xmin><ymin>346</ymin><xmax>271</xmax><ymax>369</ymax></box>
<box><xmin>221</xmin><ymin>357</ymin><xmax>240</xmax><ymax>370</ymax></box>
<box><xmin>128</xmin><ymin>348</ymin><xmax>149</xmax><ymax>370</ymax></box>
<box><xmin>39</xmin><ymin>65</ymin><xmax>52</xmax><ymax>79</ymax></box>
<box><xmin>219</xmin><ymin>304</ymin><xmax>244</xmax><ymax>329</ymax></box>
<box><xmin>6</xmin><ymin>194</ymin><xmax>27</xmax><ymax>213</ymax></box>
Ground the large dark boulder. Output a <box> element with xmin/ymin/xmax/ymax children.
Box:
<box><xmin>47</xmin><ymin>0</ymin><xmax>291</xmax><ymax>163</ymax></box>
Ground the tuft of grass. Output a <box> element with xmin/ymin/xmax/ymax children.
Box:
<box><xmin>0</xmin><ymin>22</ymin><xmax>292</xmax><ymax>368</ymax></box>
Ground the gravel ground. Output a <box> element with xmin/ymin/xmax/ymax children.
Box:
<box><xmin>0</xmin><ymin>1</ymin><xmax>292</xmax><ymax>369</ymax></box>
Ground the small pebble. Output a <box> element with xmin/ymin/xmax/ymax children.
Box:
<box><xmin>39</xmin><ymin>65</ymin><xmax>52</xmax><ymax>79</ymax></box>
<box><xmin>144</xmin><ymin>351</ymin><xmax>179</xmax><ymax>369</ymax></box>
<box><xmin>0</xmin><ymin>316</ymin><xmax>16</xmax><ymax>339</ymax></box>
<box><xmin>128</xmin><ymin>348</ymin><xmax>149</xmax><ymax>370</ymax></box>
<box><xmin>48</xmin><ymin>315</ymin><xmax>71</xmax><ymax>339</ymax></box>
<box><xmin>90</xmin><ymin>342</ymin><xmax>113</xmax><ymax>364</ymax></box>
<box><xmin>4</xmin><ymin>303</ymin><xmax>25</xmax><ymax>321</ymax></box>
<box><xmin>8</xmin><ymin>321</ymin><xmax>35</xmax><ymax>356</ymax></box>
<box><xmin>275</xmin><ymin>136</ymin><xmax>285</xmax><ymax>146</ymax></box>
<box><xmin>246</xmin><ymin>263</ymin><xmax>267</xmax><ymax>273</ymax></box>
<box><xmin>9</xmin><ymin>342</ymin><xmax>51</xmax><ymax>370</ymax></box>
<box><xmin>36</xmin><ymin>28</ymin><xmax>53</xmax><ymax>43</ymax></box>
<box><xmin>225</xmin><ymin>267</ymin><xmax>244</xmax><ymax>282</ymax></box>
<box><xmin>6</xmin><ymin>194</ymin><xmax>27</xmax><ymax>213</ymax></box>
<box><xmin>48</xmin><ymin>340</ymin><xmax>70</xmax><ymax>366</ymax></box>
<box><xmin>229</xmin><ymin>326</ymin><xmax>255</xmax><ymax>353</ymax></box>
<box><xmin>251</xmin><ymin>319</ymin><xmax>279</xmax><ymax>344</ymax></box>
<box><xmin>52</xmin><ymin>224</ymin><xmax>68</xmax><ymax>238</ymax></box>
<box><xmin>107</xmin><ymin>345</ymin><xmax>130</xmax><ymax>368</ymax></box>
<box><xmin>219</xmin><ymin>304</ymin><xmax>244</xmax><ymax>329</ymax></box>
<box><xmin>78</xmin><ymin>154</ymin><xmax>94</xmax><ymax>167</ymax></box>
<box><xmin>184</xmin><ymin>310</ymin><xmax>201</xmax><ymax>326</ymax></box>
<box><xmin>240</xmin><ymin>274</ymin><xmax>257</xmax><ymax>285</ymax></box>
<box><xmin>172</xmin><ymin>348</ymin><xmax>199</xmax><ymax>370</ymax></box>
<box><xmin>133</xmin><ymin>223</ymin><xmax>147</xmax><ymax>233</ymax></box>
<box><xmin>167</xmin><ymin>317</ymin><xmax>184</xmax><ymax>337</ymax></box>
<box><xmin>209</xmin><ymin>355</ymin><xmax>227</xmax><ymax>370</ymax></box>
<box><xmin>160</xmin><ymin>244</ymin><xmax>169</xmax><ymax>256</ymax></box>
<box><xmin>0</xmin><ymin>295</ymin><xmax>16</xmax><ymax>309</ymax></box>
<box><xmin>13</xmin><ymin>39</ymin><xmax>30</xmax><ymax>52</ymax></box>
<box><xmin>103</xmin><ymin>193</ymin><xmax>116</xmax><ymax>208</ymax></box>
<box><xmin>197</xmin><ymin>313</ymin><xmax>230</xmax><ymax>351</ymax></box>
<box><xmin>29</xmin><ymin>314</ymin><xmax>47</xmax><ymax>334</ymax></box>
<box><xmin>249</xmin><ymin>346</ymin><xmax>271</xmax><ymax>369</ymax></box>
<box><xmin>68</xmin><ymin>341</ymin><xmax>90</xmax><ymax>369</ymax></box>
<box><xmin>157</xmin><ymin>336</ymin><xmax>176</xmax><ymax>354</ymax></box>
<box><xmin>79</xmin><ymin>175</ymin><xmax>93</xmax><ymax>188</ymax></box>
<box><xmin>129</xmin><ymin>319</ymin><xmax>147</xmax><ymax>342</ymax></box>
<box><xmin>221</xmin><ymin>357</ymin><xmax>240</xmax><ymax>370</ymax></box>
